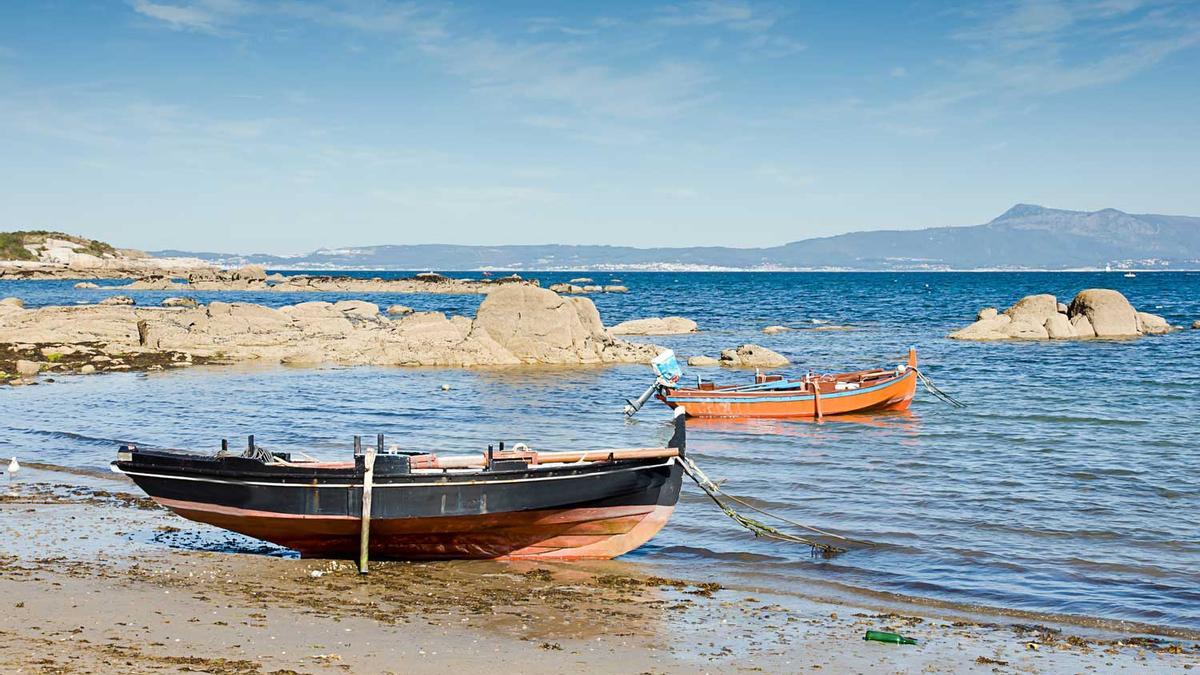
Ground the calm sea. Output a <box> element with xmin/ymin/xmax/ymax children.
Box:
<box><xmin>2</xmin><ymin>271</ymin><xmax>1198</xmax><ymax>632</ymax></box>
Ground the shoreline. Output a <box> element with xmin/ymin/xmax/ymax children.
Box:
<box><xmin>3</xmin><ymin>473</ymin><xmax>1197</xmax><ymax>673</ymax></box>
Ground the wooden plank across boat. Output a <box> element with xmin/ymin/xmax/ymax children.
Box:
<box><xmin>627</xmin><ymin>349</ymin><xmax>919</xmax><ymax>419</ymax></box>
<box><xmin>111</xmin><ymin>410</ymin><xmax>687</xmax><ymax>562</ymax></box>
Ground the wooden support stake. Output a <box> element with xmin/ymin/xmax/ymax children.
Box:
<box><xmin>358</xmin><ymin>443</ymin><xmax>376</xmax><ymax>574</ymax></box>
<box><xmin>812</xmin><ymin>381</ymin><xmax>823</xmax><ymax>420</ymax></box>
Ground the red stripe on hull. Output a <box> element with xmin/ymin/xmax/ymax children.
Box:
<box><xmin>155</xmin><ymin>497</ymin><xmax>674</xmax><ymax>560</ymax></box>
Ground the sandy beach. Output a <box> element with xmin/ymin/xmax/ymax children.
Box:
<box><xmin>3</xmin><ymin>466</ymin><xmax>1196</xmax><ymax>674</ymax></box>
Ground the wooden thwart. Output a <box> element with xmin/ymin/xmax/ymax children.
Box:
<box><xmin>426</xmin><ymin>447</ymin><xmax>679</xmax><ymax>470</ymax></box>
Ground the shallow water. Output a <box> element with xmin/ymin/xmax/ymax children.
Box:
<box><xmin>2</xmin><ymin>271</ymin><xmax>1198</xmax><ymax>631</ymax></box>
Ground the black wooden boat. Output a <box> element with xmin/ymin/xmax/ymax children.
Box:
<box><xmin>112</xmin><ymin>409</ymin><xmax>686</xmax><ymax>561</ymax></box>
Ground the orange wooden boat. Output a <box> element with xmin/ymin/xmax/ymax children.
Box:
<box><xmin>626</xmin><ymin>348</ymin><xmax>919</xmax><ymax>419</ymax></box>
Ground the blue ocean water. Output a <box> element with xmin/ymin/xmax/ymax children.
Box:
<box><xmin>2</xmin><ymin>271</ymin><xmax>1198</xmax><ymax>631</ymax></box>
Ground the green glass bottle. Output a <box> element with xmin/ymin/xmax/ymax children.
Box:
<box><xmin>864</xmin><ymin>630</ymin><xmax>917</xmax><ymax>645</ymax></box>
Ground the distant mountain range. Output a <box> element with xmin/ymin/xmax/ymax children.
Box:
<box><xmin>152</xmin><ymin>204</ymin><xmax>1200</xmax><ymax>271</ymax></box>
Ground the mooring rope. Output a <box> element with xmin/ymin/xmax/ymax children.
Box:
<box><xmin>679</xmin><ymin>456</ymin><xmax>855</xmax><ymax>557</ymax></box>
<box><xmin>912</xmin><ymin>367</ymin><xmax>967</xmax><ymax>408</ymax></box>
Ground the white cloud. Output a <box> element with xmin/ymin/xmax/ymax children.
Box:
<box><xmin>654</xmin><ymin>1</ymin><xmax>804</xmax><ymax>57</ymax></box>
<box><xmin>756</xmin><ymin>165</ymin><xmax>812</xmax><ymax>188</ymax></box>
<box><xmin>879</xmin><ymin>0</ymin><xmax>1199</xmax><ymax>121</ymax></box>
<box><xmin>655</xmin><ymin>186</ymin><xmax>699</xmax><ymax>198</ymax></box>
<box><xmin>130</xmin><ymin>0</ymin><xmax>252</xmax><ymax>33</ymax></box>
<box><xmin>369</xmin><ymin>185</ymin><xmax>562</xmax><ymax>212</ymax></box>
<box><xmin>655</xmin><ymin>1</ymin><xmax>773</xmax><ymax>32</ymax></box>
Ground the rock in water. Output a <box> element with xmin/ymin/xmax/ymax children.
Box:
<box><xmin>1070</xmin><ymin>314</ymin><xmax>1097</xmax><ymax>338</ymax></box>
<box><xmin>1067</xmin><ymin>289</ymin><xmax>1139</xmax><ymax>337</ymax></box>
<box><xmin>1136</xmin><ymin>312</ymin><xmax>1171</xmax><ymax>335</ymax></box>
<box><xmin>1044</xmin><ymin>313</ymin><xmax>1074</xmax><ymax>339</ymax></box>
<box><xmin>161</xmin><ymin>297</ymin><xmax>198</xmax><ymax>308</ymax></box>
<box><xmin>386</xmin><ymin>305</ymin><xmax>414</xmax><ymax>316</ymax></box>
<box><xmin>976</xmin><ymin>307</ymin><xmax>998</xmax><ymax>320</ymax></box>
<box><xmin>948</xmin><ymin>314</ymin><xmax>1012</xmax><ymax>340</ymax></box>
<box><xmin>687</xmin><ymin>355</ymin><xmax>720</xmax><ymax>367</ymax></box>
<box><xmin>718</xmin><ymin>344</ymin><xmax>789</xmax><ymax>368</ymax></box>
<box><xmin>15</xmin><ymin>360</ymin><xmax>40</xmax><ymax>376</ymax></box>
<box><xmin>74</xmin><ymin>282</ymin><xmax>100</xmax><ymax>289</ymax></box>
<box><xmin>609</xmin><ymin>317</ymin><xmax>698</xmax><ymax>335</ymax></box>
<box><xmin>79</xmin><ymin>364</ymin><xmax>96</xmax><ymax>374</ymax></box>
<box><xmin>761</xmin><ymin>325</ymin><xmax>791</xmax><ymax>334</ymax></box>
<box><xmin>231</xmin><ymin>265</ymin><xmax>267</xmax><ymax>282</ymax></box>
<box><xmin>950</xmin><ymin>288</ymin><xmax>1175</xmax><ymax>341</ymax></box>
<box><xmin>1005</xmin><ymin>294</ymin><xmax>1058</xmax><ymax>324</ymax></box>
<box><xmin>99</xmin><ymin>295</ymin><xmax>135</xmax><ymax>306</ymax></box>
<box><xmin>1193</xmin><ymin>320</ymin><xmax>1200</xmax><ymax>330</ymax></box>
<box><xmin>473</xmin><ymin>286</ymin><xmax>658</xmax><ymax>364</ymax></box>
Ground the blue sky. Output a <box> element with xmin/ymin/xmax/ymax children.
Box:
<box><xmin>1</xmin><ymin>1</ymin><xmax>1198</xmax><ymax>253</ymax></box>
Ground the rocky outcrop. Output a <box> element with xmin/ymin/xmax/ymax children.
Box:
<box><xmin>608</xmin><ymin>317</ymin><xmax>698</xmax><ymax>335</ymax></box>
<box><xmin>718</xmin><ymin>344</ymin><xmax>789</xmax><ymax>368</ymax></box>
<box><xmin>385</xmin><ymin>305</ymin><xmax>413</xmax><ymax>316</ymax></box>
<box><xmin>161</xmin><ymin>297</ymin><xmax>198</xmax><ymax>308</ymax></box>
<box><xmin>473</xmin><ymin>286</ymin><xmax>657</xmax><ymax>364</ymax></box>
<box><xmin>99</xmin><ymin>295</ymin><xmax>135</xmax><ymax>306</ymax></box>
<box><xmin>687</xmin><ymin>355</ymin><xmax>720</xmax><ymax>367</ymax></box>
<box><xmin>119</xmin><ymin>272</ymin><xmax>538</xmax><ymax>295</ymax></box>
<box><xmin>1193</xmin><ymin>320</ymin><xmax>1200</xmax><ymax>330</ymax></box>
<box><xmin>0</xmin><ymin>231</ymin><xmax>214</xmax><ymax>280</ymax></box>
<box><xmin>1068</xmin><ymin>289</ymin><xmax>1139</xmax><ymax>337</ymax></box>
<box><xmin>950</xmin><ymin>289</ymin><xmax>1176</xmax><ymax>340</ymax></box>
<box><xmin>0</xmin><ymin>287</ymin><xmax>657</xmax><ymax>379</ymax></box>
<box><xmin>548</xmin><ymin>283</ymin><xmax>629</xmax><ymax>295</ymax></box>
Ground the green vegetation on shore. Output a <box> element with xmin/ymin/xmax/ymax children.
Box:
<box><xmin>0</xmin><ymin>230</ymin><xmax>116</xmax><ymax>260</ymax></box>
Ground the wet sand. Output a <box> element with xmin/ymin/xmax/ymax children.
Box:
<box><xmin>2</xmin><ymin>470</ymin><xmax>1197</xmax><ymax>673</ymax></box>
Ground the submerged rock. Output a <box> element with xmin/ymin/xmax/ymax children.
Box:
<box><xmin>761</xmin><ymin>325</ymin><xmax>791</xmax><ymax>334</ymax></box>
<box><xmin>74</xmin><ymin>282</ymin><xmax>100</xmax><ymax>289</ymax></box>
<box><xmin>609</xmin><ymin>317</ymin><xmax>698</xmax><ymax>335</ymax></box>
<box><xmin>719</xmin><ymin>344</ymin><xmax>789</xmax><ymax>368</ymax></box>
<box><xmin>950</xmin><ymin>289</ymin><xmax>1173</xmax><ymax>341</ymax></box>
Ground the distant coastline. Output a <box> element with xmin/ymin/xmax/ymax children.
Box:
<box><xmin>151</xmin><ymin>203</ymin><xmax>1200</xmax><ymax>273</ymax></box>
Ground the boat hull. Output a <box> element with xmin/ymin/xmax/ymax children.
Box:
<box><xmin>117</xmin><ymin>452</ymin><xmax>683</xmax><ymax>560</ymax></box>
<box><xmin>659</xmin><ymin>369</ymin><xmax>917</xmax><ymax>419</ymax></box>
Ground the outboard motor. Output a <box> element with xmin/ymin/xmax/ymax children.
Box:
<box><xmin>624</xmin><ymin>350</ymin><xmax>683</xmax><ymax>417</ymax></box>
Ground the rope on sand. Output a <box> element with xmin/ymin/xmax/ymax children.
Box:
<box><xmin>679</xmin><ymin>455</ymin><xmax>860</xmax><ymax>558</ymax></box>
